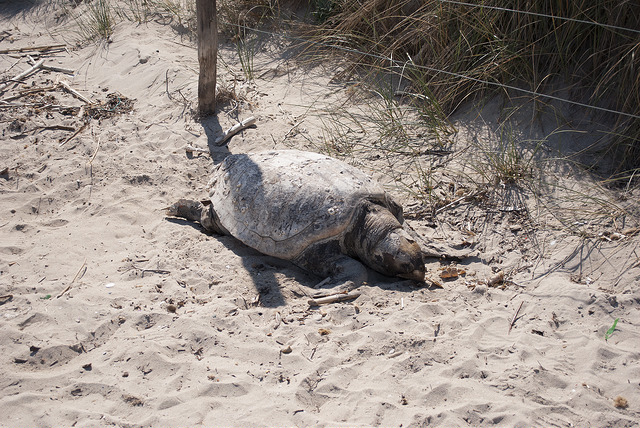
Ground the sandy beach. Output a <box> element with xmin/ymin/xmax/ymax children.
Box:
<box><xmin>1</xmin><ymin>3</ymin><xmax>639</xmax><ymax>427</ymax></box>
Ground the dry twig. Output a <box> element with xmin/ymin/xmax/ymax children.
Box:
<box><xmin>60</xmin><ymin>122</ymin><xmax>88</xmax><ymax>146</ymax></box>
<box><xmin>435</xmin><ymin>193</ymin><xmax>476</xmax><ymax>214</ymax></box>
<box><xmin>0</xmin><ymin>85</ymin><xmax>57</xmax><ymax>102</ymax></box>
<box><xmin>57</xmin><ymin>258</ymin><xmax>87</xmax><ymax>298</ymax></box>
<box><xmin>27</xmin><ymin>55</ymin><xmax>74</xmax><ymax>75</ymax></box>
<box><xmin>282</xmin><ymin>121</ymin><xmax>302</xmax><ymax>141</ymax></box>
<box><xmin>508</xmin><ymin>301</ymin><xmax>524</xmax><ymax>334</ymax></box>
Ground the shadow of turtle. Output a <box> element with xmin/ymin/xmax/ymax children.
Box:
<box><xmin>214</xmin><ymin>239</ymin><xmax>318</xmax><ymax>307</ymax></box>
<box><xmin>206</xmin><ymin>151</ymin><xmax>294</xmax><ymax>307</ymax></box>
<box><xmin>166</xmin><ymin>213</ymin><xmax>291</xmax><ymax>307</ymax></box>
<box><xmin>181</xmin><ymin>121</ymin><xmax>292</xmax><ymax>306</ymax></box>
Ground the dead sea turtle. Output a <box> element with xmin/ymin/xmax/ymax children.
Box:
<box><xmin>166</xmin><ymin>150</ymin><xmax>425</xmax><ymax>289</ymax></box>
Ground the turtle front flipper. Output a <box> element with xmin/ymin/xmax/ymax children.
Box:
<box><xmin>299</xmin><ymin>252</ymin><xmax>368</xmax><ymax>293</ymax></box>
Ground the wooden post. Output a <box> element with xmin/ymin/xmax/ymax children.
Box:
<box><xmin>196</xmin><ymin>0</ymin><xmax>217</xmax><ymax>116</ymax></box>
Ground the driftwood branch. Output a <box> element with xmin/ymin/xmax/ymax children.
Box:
<box><xmin>0</xmin><ymin>101</ymin><xmax>74</xmax><ymax>110</ymax></box>
<box><xmin>57</xmin><ymin>258</ymin><xmax>87</xmax><ymax>298</ymax></box>
<box><xmin>308</xmin><ymin>291</ymin><xmax>361</xmax><ymax>306</ymax></box>
<box><xmin>42</xmin><ymin>64</ymin><xmax>75</xmax><ymax>75</ymax></box>
<box><xmin>58</xmin><ymin>80</ymin><xmax>92</xmax><ymax>104</ymax></box>
<box><xmin>27</xmin><ymin>55</ymin><xmax>75</xmax><ymax>75</ymax></box>
<box><xmin>0</xmin><ymin>59</ymin><xmax>44</xmax><ymax>92</ymax></box>
<box><xmin>0</xmin><ymin>44</ymin><xmax>66</xmax><ymax>54</ymax></box>
<box><xmin>214</xmin><ymin>116</ymin><xmax>256</xmax><ymax>145</ymax></box>
<box><xmin>0</xmin><ymin>85</ymin><xmax>57</xmax><ymax>102</ymax></box>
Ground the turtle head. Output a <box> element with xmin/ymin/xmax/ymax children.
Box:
<box><xmin>371</xmin><ymin>228</ymin><xmax>425</xmax><ymax>282</ymax></box>
<box><xmin>348</xmin><ymin>202</ymin><xmax>425</xmax><ymax>282</ymax></box>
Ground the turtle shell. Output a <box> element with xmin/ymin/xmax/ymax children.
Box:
<box><xmin>207</xmin><ymin>150</ymin><xmax>391</xmax><ymax>260</ymax></box>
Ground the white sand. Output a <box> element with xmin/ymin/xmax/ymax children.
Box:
<box><xmin>1</xmin><ymin>5</ymin><xmax>638</xmax><ymax>427</ymax></box>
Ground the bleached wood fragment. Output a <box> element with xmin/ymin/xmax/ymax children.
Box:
<box><xmin>214</xmin><ymin>116</ymin><xmax>256</xmax><ymax>145</ymax></box>
<box><xmin>58</xmin><ymin>80</ymin><xmax>92</xmax><ymax>104</ymax></box>
<box><xmin>27</xmin><ymin>56</ymin><xmax>75</xmax><ymax>75</ymax></box>
<box><xmin>308</xmin><ymin>291</ymin><xmax>361</xmax><ymax>306</ymax></box>
<box><xmin>0</xmin><ymin>59</ymin><xmax>44</xmax><ymax>91</ymax></box>
<box><xmin>42</xmin><ymin>64</ymin><xmax>75</xmax><ymax>75</ymax></box>
<box><xmin>0</xmin><ymin>44</ymin><xmax>66</xmax><ymax>54</ymax></box>
<box><xmin>185</xmin><ymin>145</ymin><xmax>210</xmax><ymax>155</ymax></box>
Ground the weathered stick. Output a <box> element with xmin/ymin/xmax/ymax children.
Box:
<box><xmin>0</xmin><ymin>59</ymin><xmax>44</xmax><ymax>91</ymax></box>
<box><xmin>36</xmin><ymin>125</ymin><xmax>76</xmax><ymax>132</ymax></box>
<box><xmin>508</xmin><ymin>301</ymin><xmax>524</xmax><ymax>334</ymax></box>
<box><xmin>0</xmin><ymin>101</ymin><xmax>37</xmax><ymax>107</ymax></box>
<box><xmin>10</xmin><ymin>58</ymin><xmax>44</xmax><ymax>81</ymax></box>
<box><xmin>60</xmin><ymin>122</ymin><xmax>88</xmax><ymax>146</ymax></box>
<box><xmin>1</xmin><ymin>85</ymin><xmax>57</xmax><ymax>102</ymax></box>
<box><xmin>282</xmin><ymin>121</ymin><xmax>302</xmax><ymax>141</ymax></box>
<box><xmin>88</xmin><ymin>136</ymin><xmax>101</xmax><ymax>165</ymax></box>
<box><xmin>58</xmin><ymin>80</ymin><xmax>92</xmax><ymax>104</ymax></box>
<box><xmin>27</xmin><ymin>56</ymin><xmax>75</xmax><ymax>75</ymax></box>
<box><xmin>435</xmin><ymin>193</ymin><xmax>476</xmax><ymax>214</ymax></box>
<box><xmin>0</xmin><ymin>101</ymin><xmax>76</xmax><ymax>109</ymax></box>
<box><xmin>0</xmin><ymin>44</ymin><xmax>66</xmax><ymax>54</ymax></box>
<box><xmin>43</xmin><ymin>64</ymin><xmax>75</xmax><ymax>75</ymax></box>
<box><xmin>57</xmin><ymin>258</ymin><xmax>87</xmax><ymax>298</ymax></box>
<box><xmin>308</xmin><ymin>291</ymin><xmax>361</xmax><ymax>306</ymax></box>
<box><xmin>214</xmin><ymin>116</ymin><xmax>256</xmax><ymax>145</ymax></box>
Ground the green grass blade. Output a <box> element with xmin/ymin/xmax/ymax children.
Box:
<box><xmin>604</xmin><ymin>318</ymin><xmax>619</xmax><ymax>341</ymax></box>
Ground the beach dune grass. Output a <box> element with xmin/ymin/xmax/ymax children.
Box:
<box><xmin>309</xmin><ymin>0</ymin><xmax>640</xmax><ymax>174</ymax></box>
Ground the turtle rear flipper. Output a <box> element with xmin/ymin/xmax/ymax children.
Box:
<box><xmin>165</xmin><ymin>199</ymin><xmax>203</xmax><ymax>221</ymax></box>
<box><xmin>166</xmin><ymin>199</ymin><xmax>229</xmax><ymax>235</ymax></box>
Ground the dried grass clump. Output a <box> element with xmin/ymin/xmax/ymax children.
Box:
<box><xmin>613</xmin><ymin>395</ymin><xmax>629</xmax><ymax>409</ymax></box>
<box><xmin>312</xmin><ymin>0</ymin><xmax>640</xmax><ymax>174</ymax></box>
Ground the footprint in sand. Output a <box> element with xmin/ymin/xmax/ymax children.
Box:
<box><xmin>14</xmin><ymin>317</ymin><xmax>126</xmax><ymax>370</ymax></box>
